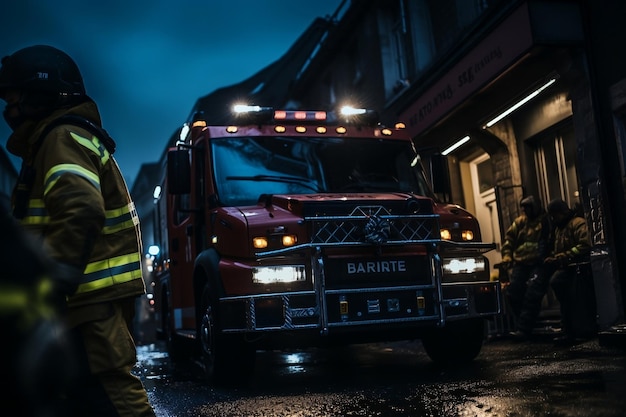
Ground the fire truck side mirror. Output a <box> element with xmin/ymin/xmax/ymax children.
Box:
<box><xmin>430</xmin><ymin>153</ymin><xmax>451</xmax><ymax>199</ymax></box>
<box><xmin>167</xmin><ymin>149</ymin><xmax>191</xmax><ymax>195</ymax></box>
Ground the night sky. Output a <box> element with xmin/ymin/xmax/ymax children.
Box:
<box><xmin>0</xmin><ymin>0</ymin><xmax>343</xmax><ymax>185</ymax></box>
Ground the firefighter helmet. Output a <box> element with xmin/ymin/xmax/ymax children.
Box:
<box><xmin>0</xmin><ymin>45</ymin><xmax>86</xmax><ymax>102</ymax></box>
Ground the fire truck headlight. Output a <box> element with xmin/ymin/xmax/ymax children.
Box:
<box><xmin>442</xmin><ymin>257</ymin><xmax>486</xmax><ymax>274</ymax></box>
<box><xmin>461</xmin><ymin>230</ymin><xmax>474</xmax><ymax>241</ymax></box>
<box><xmin>440</xmin><ymin>229</ymin><xmax>452</xmax><ymax>240</ymax></box>
<box><xmin>253</xmin><ymin>265</ymin><xmax>306</xmax><ymax>284</ymax></box>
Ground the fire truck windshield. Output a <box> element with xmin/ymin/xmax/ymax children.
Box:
<box><xmin>212</xmin><ymin>136</ymin><xmax>434</xmax><ymax>206</ymax></box>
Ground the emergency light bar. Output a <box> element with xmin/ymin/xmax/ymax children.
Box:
<box><xmin>231</xmin><ymin>103</ymin><xmax>379</xmax><ymax>126</ymax></box>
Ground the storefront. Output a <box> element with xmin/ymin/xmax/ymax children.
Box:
<box><xmin>388</xmin><ymin>1</ymin><xmax>625</xmax><ymax>330</ymax></box>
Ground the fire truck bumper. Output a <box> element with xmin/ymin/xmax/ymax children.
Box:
<box><xmin>218</xmin><ymin>280</ymin><xmax>501</xmax><ymax>339</ymax></box>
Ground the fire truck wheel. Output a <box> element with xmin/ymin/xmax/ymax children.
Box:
<box><xmin>421</xmin><ymin>318</ymin><xmax>485</xmax><ymax>365</ymax></box>
<box><xmin>199</xmin><ymin>284</ymin><xmax>256</xmax><ymax>384</ymax></box>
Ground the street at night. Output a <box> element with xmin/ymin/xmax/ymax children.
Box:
<box><xmin>135</xmin><ymin>336</ymin><xmax>626</xmax><ymax>417</ymax></box>
<box><xmin>3</xmin><ymin>2</ymin><xmax>626</xmax><ymax>417</ymax></box>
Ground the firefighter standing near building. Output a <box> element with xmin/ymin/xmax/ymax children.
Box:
<box><xmin>0</xmin><ymin>45</ymin><xmax>155</xmax><ymax>416</ymax></box>
<box><xmin>500</xmin><ymin>195</ymin><xmax>552</xmax><ymax>341</ymax></box>
<box><xmin>544</xmin><ymin>198</ymin><xmax>594</xmax><ymax>344</ymax></box>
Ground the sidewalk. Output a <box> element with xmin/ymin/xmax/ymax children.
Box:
<box><xmin>598</xmin><ymin>323</ymin><xmax>626</xmax><ymax>349</ymax></box>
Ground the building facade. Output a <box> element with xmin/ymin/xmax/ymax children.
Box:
<box><xmin>287</xmin><ymin>0</ymin><xmax>626</xmax><ymax>332</ymax></box>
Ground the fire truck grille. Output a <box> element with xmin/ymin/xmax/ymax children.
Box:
<box><xmin>306</xmin><ymin>205</ymin><xmax>439</xmax><ymax>245</ymax></box>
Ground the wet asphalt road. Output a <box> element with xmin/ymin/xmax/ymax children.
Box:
<box><xmin>135</xmin><ymin>337</ymin><xmax>626</xmax><ymax>417</ymax></box>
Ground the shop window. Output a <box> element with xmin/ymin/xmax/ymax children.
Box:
<box><xmin>534</xmin><ymin>125</ymin><xmax>580</xmax><ymax>207</ymax></box>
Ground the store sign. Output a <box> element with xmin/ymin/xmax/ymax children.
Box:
<box><xmin>399</xmin><ymin>4</ymin><xmax>534</xmax><ymax>137</ymax></box>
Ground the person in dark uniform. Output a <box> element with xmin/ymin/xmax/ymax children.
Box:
<box><xmin>500</xmin><ymin>195</ymin><xmax>552</xmax><ymax>341</ymax></box>
<box><xmin>0</xmin><ymin>45</ymin><xmax>155</xmax><ymax>416</ymax></box>
<box><xmin>0</xmin><ymin>200</ymin><xmax>73</xmax><ymax>417</ymax></box>
<box><xmin>545</xmin><ymin>198</ymin><xmax>594</xmax><ymax>344</ymax></box>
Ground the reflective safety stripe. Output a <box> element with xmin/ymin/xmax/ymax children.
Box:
<box><xmin>19</xmin><ymin>198</ymin><xmax>50</xmax><ymax>225</ymax></box>
<box><xmin>0</xmin><ymin>279</ymin><xmax>56</xmax><ymax>325</ymax></box>
<box><xmin>77</xmin><ymin>252</ymin><xmax>142</xmax><ymax>294</ymax></box>
<box><xmin>44</xmin><ymin>163</ymin><xmax>100</xmax><ymax>196</ymax></box>
<box><xmin>0</xmin><ymin>286</ymin><xmax>29</xmax><ymax>311</ymax></box>
<box><xmin>70</xmin><ymin>131</ymin><xmax>110</xmax><ymax>165</ymax></box>
<box><xmin>103</xmin><ymin>203</ymin><xmax>140</xmax><ymax>234</ymax></box>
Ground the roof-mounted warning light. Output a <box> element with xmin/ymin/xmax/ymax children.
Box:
<box><xmin>334</xmin><ymin>105</ymin><xmax>379</xmax><ymax>126</ymax></box>
<box><xmin>232</xmin><ymin>104</ymin><xmax>274</xmax><ymax>124</ymax></box>
<box><xmin>274</xmin><ymin>110</ymin><xmax>327</xmax><ymax>123</ymax></box>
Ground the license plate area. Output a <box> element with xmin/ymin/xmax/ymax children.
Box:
<box><xmin>326</xmin><ymin>289</ymin><xmax>438</xmax><ymax>325</ymax></box>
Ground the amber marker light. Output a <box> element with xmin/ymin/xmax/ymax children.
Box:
<box><xmin>226</xmin><ymin>126</ymin><xmax>238</xmax><ymax>133</ymax></box>
<box><xmin>253</xmin><ymin>237</ymin><xmax>268</xmax><ymax>249</ymax></box>
<box><xmin>336</xmin><ymin>126</ymin><xmax>347</xmax><ymax>134</ymax></box>
<box><xmin>381</xmin><ymin>128</ymin><xmax>392</xmax><ymax>136</ymax></box>
<box><xmin>296</xmin><ymin>126</ymin><xmax>307</xmax><ymax>133</ymax></box>
<box><xmin>316</xmin><ymin>126</ymin><xmax>327</xmax><ymax>134</ymax></box>
<box><xmin>275</xmin><ymin>126</ymin><xmax>286</xmax><ymax>133</ymax></box>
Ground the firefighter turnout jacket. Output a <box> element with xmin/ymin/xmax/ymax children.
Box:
<box><xmin>7</xmin><ymin>100</ymin><xmax>146</xmax><ymax>308</ymax></box>
<box><xmin>552</xmin><ymin>215</ymin><xmax>591</xmax><ymax>264</ymax></box>
<box><xmin>501</xmin><ymin>212</ymin><xmax>551</xmax><ymax>266</ymax></box>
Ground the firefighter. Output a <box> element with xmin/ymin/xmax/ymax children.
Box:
<box><xmin>0</xmin><ymin>201</ymin><xmax>74</xmax><ymax>417</ymax></box>
<box><xmin>0</xmin><ymin>45</ymin><xmax>155</xmax><ymax>416</ymax></box>
<box><xmin>545</xmin><ymin>198</ymin><xmax>594</xmax><ymax>344</ymax></box>
<box><xmin>500</xmin><ymin>195</ymin><xmax>552</xmax><ymax>341</ymax></box>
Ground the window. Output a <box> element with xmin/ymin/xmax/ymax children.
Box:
<box><xmin>377</xmin><ymin>0</ymin><xmax>493</xmax><ymax>100</ymax></box>
<box><xmin>378</xmin><ymin>1</ymin><xmax>411</xmax><ymax>99</ymax></box>
<box><xmin>534</xmin><ymin>125</ymin><xmax>580</xmax><ymax>207</ymax></box>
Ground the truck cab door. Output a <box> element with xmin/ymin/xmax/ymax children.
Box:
<box><xmin>165</xmin><ymin>150</ymin><xmax>198</xmax><ymax>331</ymax></box>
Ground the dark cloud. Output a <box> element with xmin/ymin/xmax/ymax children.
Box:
<box><xmin>0</xmin><ymin>0</ymin><xmax>342</xmax><ymax>183</ymax></box>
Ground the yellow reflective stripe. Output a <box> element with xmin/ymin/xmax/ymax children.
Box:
<box><xmin>76</xmin><ymin>268</ymin><xmax>143</xmax><ymax>294</ymax></box>
<box><xmin>77</xmin><ymin>252</ymin><xmax>142</xmax><ymax>294</ymax></box>
<box><xmin>19</xmin><ymin>198</ymin><xmax>50</xmax><ymax>225</ymax></box>
<box><xmin>0</xmin><ymin>278</ymin><xmax>56</xmax><ymax>324</ymax></box>
<box><xmin>0</xmin><ymin>286</ymin><xmax>29</xmax><ymax>311</ymax></box>
<box><xmin>44</xmin><ymin>163</ymin><xmax>101</xmax><ymax>196</ymax></box>
<box><xmin>70</xmin><ymin>131</ymin><xmax>110</xmax><ymax>164</ymax></box>
<box><xmin>103</xmin><ymin>203</ymin><xmax>140</xmax><ymax>234</ymax></box>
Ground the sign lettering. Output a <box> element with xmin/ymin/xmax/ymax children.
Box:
<box><xmin>347</xmin><ymin>260</ymin><xmax>407</xmax><ymax>274</ymax></box>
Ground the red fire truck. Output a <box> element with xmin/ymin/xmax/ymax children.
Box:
<box><xmin>152</xmin><ymin>104</ymin><xmax>502</xmax><ymax>383</ymax></box>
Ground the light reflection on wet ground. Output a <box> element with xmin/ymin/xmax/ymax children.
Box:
<box><xmin>136</xmin><ymin>339</ymin><xmax>626</xmax><ymax>417</ymax></box>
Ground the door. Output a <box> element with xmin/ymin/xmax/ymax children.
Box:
<box><xmin>469</xmin><ymin>153</ymin><xmax>502</xmax><ymax>278</ymax></box>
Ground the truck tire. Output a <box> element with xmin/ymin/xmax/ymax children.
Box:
<box><xmin>421</xmin><ymin>318</ymin><xmax>485</xmax><ymax>365</ymax></box>
<box><xmin>199</xmin><ymin>283</ymin><xmax>256</xmax><ymax>384</ymax></box>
